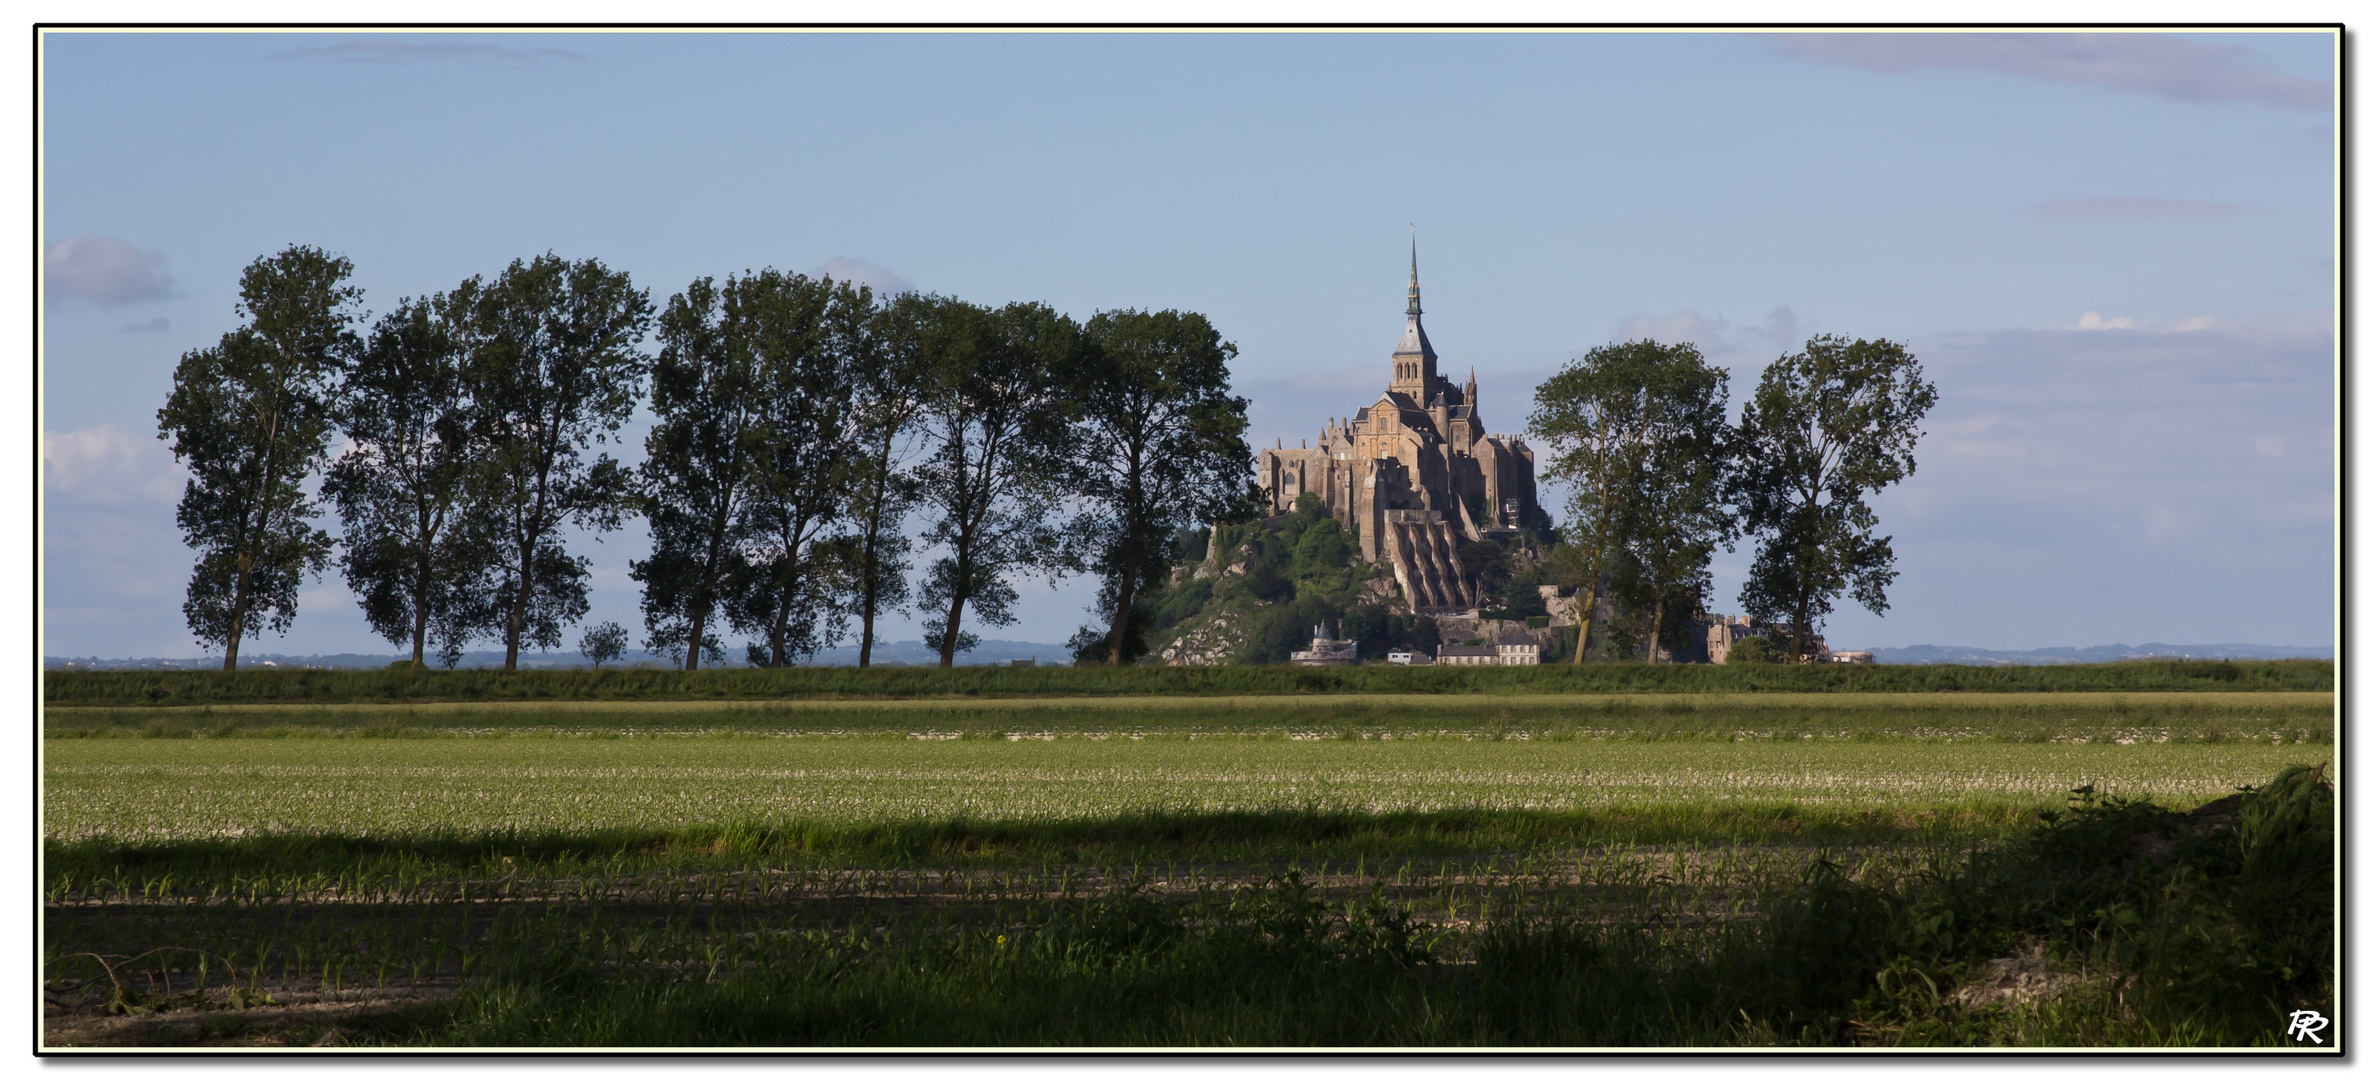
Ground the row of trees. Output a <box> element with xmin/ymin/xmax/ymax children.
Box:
<box><xmin>1528</xmin><ymin>335</ymin><xmax>1937</xmax><ymax>663</ymax></box>
<box><xmin>157</xmin><ymin>246</ymin><xmax>1256</xmax><ymax>671</ymax></box>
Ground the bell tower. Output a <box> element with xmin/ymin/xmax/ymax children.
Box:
<box><xmin>1390</xmin><ymin>237</ymin><xmax>1437</xmax><ymax>395</ymax></box>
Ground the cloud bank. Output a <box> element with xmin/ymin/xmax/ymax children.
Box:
<box><xmin>1771</xmin><ymin>33</ymin><xmax>2332</xmax><ymax>111</ymax></box>
<box><xmin>45</xmin><ymin>234</ymin><xmax>173</xmax><ymax>306</ymax></box>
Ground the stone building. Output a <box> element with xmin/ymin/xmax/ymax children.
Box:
<box><xmin>1255</xmin><ymin>247</ymin><xmax>1541</xmax><ymax>614</ymax></box>
<box><xmin>1435</xmin><ymin>626</ymin><xmax>1543</xmax><ymax>666</ymax></box>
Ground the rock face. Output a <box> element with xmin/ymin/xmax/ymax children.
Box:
<box><xmin>1156</xmin><ymin>609</ymin><xmax>1243</xmax><ymax>666</ymax></box>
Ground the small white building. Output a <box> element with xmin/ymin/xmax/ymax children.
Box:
<box><xmin>1386</xmin><ymin>649</ymin><xmax>1433</xmax><ymax>665</ymax></box>
<box><xmin>1290</xmin><ymin>623</ymin><xmax>1359</xmax><ymax>666</ymax></box>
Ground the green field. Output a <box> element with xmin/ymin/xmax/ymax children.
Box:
<box><xmin>41</xmin><ymin>693</ymin><xmax>2336</xmax><ymax>1049</ymax></box>
<box><xmin>40</xmin><ymin>657</ymin><xmax>2335</xmax><ymax>707</ymax></box>
<box><xmin>42</xmin><ymin>689</ymin><xmax>2336</xmax><ymax>745</ymax></box>
<box><xmin>44</xmin><ymin>735</ymin><xmax>2327</xmax><ymax>848</ymax></box>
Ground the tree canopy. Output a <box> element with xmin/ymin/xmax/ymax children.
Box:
<box><xmin>1732</xmin><ymin>335</ymin><xmax>1937</xmax><ymax>661</ymax></box>
<box><xmin>157</xmin><ymin>245</ymin><xmax>360</xmax><ymax>669</ymax></box>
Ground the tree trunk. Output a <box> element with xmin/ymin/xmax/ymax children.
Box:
<box><xmin>775</xmin><ymin>594</ymin><xmax>794</xmax><ymax>670</ymax></box>
<box><xmin>1571</xmin><ymin>567</ymin><xmax>1601</xmax><ymax>665</ymax></box>
<box><xmin>224</xmin><ymin>555</ymin><xmax>253</xmax><ymax>671</ymax></box>
<box><xmin>1790</xmin><ymin>596</ymin><xmax>1810</xmax><ymax>664</ymax></box>
<box><xmin>684</xmin><ymin>599</ymin><xmax>706</xmax><ymax>671</ymax></box>
<box><xmin>939</xmin><ymin>593</ymin><xmax>967</xmax><ymax>669</ymax></box>
<box><xmin>1646</xmin><ymin>589</ymin><xmax>1666</xmax><ymax>664</ymax></box>
<box><xmin>1104</xmin><ymin>552</ymin><xmax>1140</xmax><ymax>667</ymax></box>
<box><xmin>857</xmin><ymin>517</ymin><xmax>882</xmax><ymax>669</ymax></box>
<box><xmin>504</xmin><ymin>543</ymin><xmax>531</xmax><ymax>671</ymax></box>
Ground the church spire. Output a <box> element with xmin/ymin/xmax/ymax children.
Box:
<box><xmin>1406</xmin><ymin>230</ymin><xmax>1422</xmax><ymax>317</ymax></box>
<box><xmin>1390</xmin><ymin>228</ymin><xmax>1437</xmax><ymax>389</ymax></box>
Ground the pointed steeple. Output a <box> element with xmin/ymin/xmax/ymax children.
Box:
<box><xmin>1406</xmin><ymin>234</ymin><xmax>1422</xmax><ymax>318</ymax></box>
<box><xmin>1391</xmin><ymin>230</ymin><xmax>1436</xmax><ymax>391</ymax></box>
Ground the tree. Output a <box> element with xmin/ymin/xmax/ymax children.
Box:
<box><xmin>578</xmin><ymin>620</ymin><xmax>627</xmax><ymax>669</ymax></box>
<box><xmin>1611</xmin><ymin>345</ymin><xmax>1734</xmax><ymax>662</ymax></box>
<box><xmin>843</xmin><ymin>292</ymin><xmax>937</xmax><ymax>667</ymax></box>
<box><xmin>722</xmin><ymin>272</ymin><xmax>873</xmax><ymax>668</ymax></box>
<box><xmin>324</xmin><ymin>291</ymin><xmax>492</xmax><ymax>669</ymax></box>
<box><xmin>632</xmin><ymin>275</ymin><xmax>761</xmax><ymax>670</ymax></box>
<box><xmin>461</xmin><ymin>254</ymin><xmax>653</xmax><ymax>670</ymax></box>
<box><xmin>912</xmin><ymin>299</ymin><xmax>1079</xmax><ymax>668</ymax></box>
<box><xmin>1066</xmin><ymin>308</ymin><xmax>1256</xmax><ymax>666</ymax></box>
<box><xmin>156</xmin><ymin>246</ymin><xmax>360</xmax><ymax>669</ymax></box>
<box><xmin>1528</xmin><ymin>340</ymin><xmax>1721</xmax><ymax>664</ymax></box>
<box><xmin>1732</xmin><ymin>334</ymin><xmax>1937</xmax><ymax>662</ymax></box>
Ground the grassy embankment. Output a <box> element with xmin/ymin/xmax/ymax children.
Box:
<box><xmin>40</xmin><ymin>657</ymin><xmax>2335</xmax><ymax>707</ymax></box>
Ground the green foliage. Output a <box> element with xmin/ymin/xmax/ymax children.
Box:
<box><xmin>1066</xmin><ymin>308</ymin><xmax>1256</xmax><ymax>665</ymax></box>
<box><xmin>911</xmin><ymin>299</ymin><xmax>1080</xmax><ymax>666</ymax></box>
<box><xmin>1528</xmin><ymin>339</ymin><xmax>1733</xmax><ymax>664</ymax></box>
<box><xmin>459</xmin><ymin>254</ymin><xmax>654</xmax><ymax>669</ymax></box>
<box><xmin>1733</xmin><ymin>336</ymin><xmax>1938</xmax><ymax>660</ymax></box>
<box><xmin>576</xmin><ymin>622</ymin><xmax>627</xmax><ymax>671</ymax></box>
<box><xmin>157</xmin><ymin>246</ymin><xmax>360</xmax><ymax>668</ymax></box>
<box><xmin>42</xmin><ymin>658</ymin><xmax>2335</xmax><ymax>707</ymax></box>
<box><xmin>324</xmin><ymin>291</ymin><xmax>488</xmax><ymax>668</ymax></box>
<box><xmin>1727</xmin><ymin>637</ymin><xmax>1780</xmax><ymax>664</ymax></box>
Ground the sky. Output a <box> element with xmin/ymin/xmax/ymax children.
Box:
<box><xmin>38</xmin><ymin>28</ymin><xmax>2339</xmax><ymax>660</ymax></box>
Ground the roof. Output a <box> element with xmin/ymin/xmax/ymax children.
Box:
<box><xmin>1495</xmin><ymin>627</ymin><xmax>1540</xmax><ymax>646</ymax></box>
<box><xmin>1392</xmin><ymin>314</ymin><xmax>1437</xmax><ymax>362</ymax></box>
<box><xmin>1437</xmin><ymin>644</ymin><xmax>1497</xmax><ymax>657</ymax></box>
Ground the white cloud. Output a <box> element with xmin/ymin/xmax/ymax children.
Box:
<box><xmin>45</xmin><ymin>233</ymin><xmax>173</xmax><ymax>306</ymax></box>
<box><xmin>812</xmin><ymin>257</ymin><xmax>916</xmax><ymax>298</ymax></box>
<box><xmin>43</xmin><ymin>425</ymin><xmax>183</xmax><ymax>505</ymax></box>
<box><xmin>2076</xmin><ymin>311</ymin><xmax>2135</xmax><ymax>330</ymax></box>
<box><xmin>1770</xmin><ymin>33</ymin><xmax>2332</xmax><ymax>111</ymax></box>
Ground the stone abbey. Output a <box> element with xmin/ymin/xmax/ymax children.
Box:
<box><xmin>1256</xmin><ymin>248</ymin><xmax>1542</xmax><ymax>614</ymax></box>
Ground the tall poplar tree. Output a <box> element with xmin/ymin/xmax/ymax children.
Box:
<box><xmin>157</xmin><ymin>246</ymin><xmax>360</xmax><ymax>669</ymax></box>
<box><xmin>844</xmin><ymin>292</ymin><xmax>937</xmax><ymax>667</ymax></box>
<box><xmin>723</xmin><ymin>271</ymin><xmax>869</xmax><ymax>667</ymax></box>
<box><xmin>632</xmin><ymin>275</ymin><xmax>761</xmax><ymax>670</ymax></box>
<box><xmin>913</xmin><ymin>300</ymin><xmax>1079</xmax><ymax>668</ymax></box>
<box><xmin>1066</xmin><ymin>308</ymin><xmax>1255</xmax><ymax>666</ymax></box>
<box><xmin>324</xmin><ymin>290</ymin><xmax>491</xmax><ymax>668</ymax></box>
<box><xmin>1733</xmin><ymin>334</ymin><xmax>1936</xmax><ymax>662</ymax></box>
<box><xmin>462</xmin><ymin>254</ymin><xmax>653</xmax><ymax>670</ymax></box>
<box><xmin>1609</xmin><ymin>345</ymin><xmax>1735</xmax><ymax>662</ymax></box>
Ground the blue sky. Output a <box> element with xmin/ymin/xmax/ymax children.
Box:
<box><xmin>39</xmin><ymin>29</ymin><xmax>2337</xmax><ymax>659</ymax></box>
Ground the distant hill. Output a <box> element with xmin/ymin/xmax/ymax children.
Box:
<box><xmin>42</xmin><ymin>639</ymin><xmax>1073</xmax><ymax>671</ymax></box>
<box><xmin>1863</xmin><ymin>642</ymin><xmax>2332</xmax><ymax>666</ymax></box>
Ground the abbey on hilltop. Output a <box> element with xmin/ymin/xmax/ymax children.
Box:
<box><xmin>1255</xmin><ymin>245</ymin><xmax>1542</xmax><ymax>614</ymax></box>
